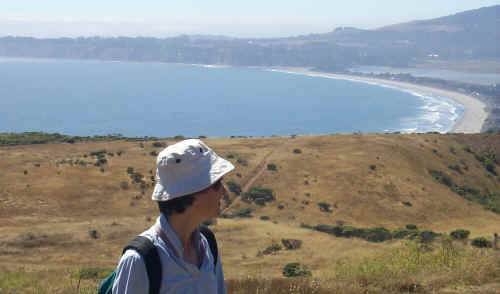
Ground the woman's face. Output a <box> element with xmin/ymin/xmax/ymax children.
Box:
<box><xmin>196</xmin><ymin>179</ymin><xmax>226</xmax><ymax>219</ymax></box>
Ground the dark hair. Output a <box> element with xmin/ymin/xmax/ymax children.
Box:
<box><xmin>157</xmin><ymin>179</ymin><xmax>222</xmax><ymax>216</ymax></box>
<box><xmin>158</xmin><ymin>194</ymin><xmax>196</xmax><ymax>216</ymax></box>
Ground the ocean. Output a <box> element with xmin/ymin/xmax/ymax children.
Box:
<box><xmin>0</xmin><ymin>58</ymin><xmax>464</xmax><ymax>137</ymax></box>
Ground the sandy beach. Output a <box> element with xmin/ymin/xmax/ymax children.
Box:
<box><xmin>266</xmin><ymin>67</ymin><xmax>488</xmax><ymax>134</ymax></box>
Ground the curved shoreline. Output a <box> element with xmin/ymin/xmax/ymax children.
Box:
<box><xmin>264</xmin><ymin>67</ymin><xmax>488</xmax><ymax>134</ymax></box>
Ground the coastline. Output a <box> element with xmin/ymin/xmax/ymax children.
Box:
<box><xmin>264</xmin><ymin>67</ymin><xmax>488</xmax><ymax>134</ymax></box>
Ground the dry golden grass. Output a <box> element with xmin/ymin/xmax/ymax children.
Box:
<box><xmin>0</xmin><ymin>133</ymin><xmax>499</xmax><ymax>293</ymax></box>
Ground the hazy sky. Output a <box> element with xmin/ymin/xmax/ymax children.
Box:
<box><xmin>1</xmin><ymin>1</ymin><xmax>499</xmax><ymax>38</ymax></box>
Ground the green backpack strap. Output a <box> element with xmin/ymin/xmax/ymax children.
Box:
<box><xmin>98</xmin><ymin>236</ymin><xmax>162</xmax><ymax>294</ymax></box>
<box><xmin>199</xmin><ymin>225</ymin><xmax>218</xmax><ymax>267</ymax></box>
<box><xmin>98</xmin><ymin>270</ymin><xmax>117</xmax><ymax>294</ymax></box>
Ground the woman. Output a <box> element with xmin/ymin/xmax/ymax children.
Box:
<box><xmin>112</xmin><ymin>139</ymin><xmax>234</xmax><ymax>294</ymax></box>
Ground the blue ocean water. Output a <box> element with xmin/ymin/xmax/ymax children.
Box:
<box><xmin>0</xmin><ymin>59</ymin><xmax>464</xmax><ymax>137</ymax></box>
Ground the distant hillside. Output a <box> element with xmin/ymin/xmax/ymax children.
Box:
<box><xmin>0</xmin><ymin>6</ymin><xmax>498</xmax><ymax>69</ymax></box>
<box><xmin>379</xmin><ymin>5</ymin><xmax>499</xmax><ymax>33</ymax></box>
<box><xmin>0</xmin><ymin>133</ymin><xmax>499</xmax><ymax>292</ymax></box>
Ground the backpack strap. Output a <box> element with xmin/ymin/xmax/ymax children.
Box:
<box><xmin>199</xmin><ymin>225</ymin><xmax>218</xmax><ymax>267</ymax></box>
<box><xmin>123</xmin><ymin>236</ymin><xmax>162</xmax><ymax>294</ymax></box>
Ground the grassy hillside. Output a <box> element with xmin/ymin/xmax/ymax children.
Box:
<box><xmin>0</xmin><ymin>133</ymin><xmax>499</xmax><ymax>293</ymax></box>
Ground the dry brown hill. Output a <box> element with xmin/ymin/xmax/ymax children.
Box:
<box><xmin>0</xmin><ymin>133</ymin><xmax>499</xmax><ymax>291</ymax></box>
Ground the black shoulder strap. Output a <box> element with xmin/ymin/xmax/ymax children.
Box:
<box><xmin>199</xmin><ymin>225</ymin><xmax>219</xmax><ymax>267</ymax></box>
<box><xmin>123</xmin><ymin>236</ymin><xmax>162</xmax><ymax>294</ymax></box>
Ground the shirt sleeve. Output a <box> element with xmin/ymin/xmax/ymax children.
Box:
<box><xmin>112</xmin><ymin>249</ymin><xmax>150</xmax><ymax>294</ymax></box>
<box><xmin>215</xmin><ymin>255</ymin><xmax>227</xmax><ymax>294</ymax></box>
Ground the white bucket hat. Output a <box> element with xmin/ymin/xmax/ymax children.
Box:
<box><xmin>152</xmin><ymin>139</ymin><xmax>235</xmax><ymax>201</ymax></box>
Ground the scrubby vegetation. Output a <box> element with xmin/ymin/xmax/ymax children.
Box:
<box><xmin>302</xmin><ymin>223</ymin><xmax>442</xmax><ymax>243</ymax></box>
<box><xmin>226</xmin><ymin>180</ymin><xmax>242</xmax><ymax>195</ymax></box>
<box><xmin>428</xmin><ymin>169</ymin><xmax>500</xmax><ymax>213</ymax></box>
<box><xmin>282</xmin><ymin>263</ymin><xmax>311</xmax><ymax>278</ymax></box>
<box><xmin>242</xmin><ymin>187</ymin><xmax>275</xmax><ymax>205</ymax></box>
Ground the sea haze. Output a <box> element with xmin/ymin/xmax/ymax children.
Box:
<box><xmin>0</xmin><ymin>59</ymin><xmax>463</xmax><ymax>137</ymax></box>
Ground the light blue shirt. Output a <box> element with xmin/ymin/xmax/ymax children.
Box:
<box><xmin>112</xmin><ymin>215</ymin><xmax>226</xmax><ymax>294</ymax></box>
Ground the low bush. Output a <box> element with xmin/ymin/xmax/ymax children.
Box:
<box><xmin>392</xmin><ymin>228</ymin><xmax>412</xmax><ymax>239</ymax></box>
<box><xmin>243</xmin><ymin>187</ymin><xmax>274</xmax><ymax>205</ymax></box>
<box><xmin>88</xmin><ymin>229</ymin><xmax>99</xmax><ymax>239</ymax></box>
<box><xmin>130</xmin><ymin>172</ymin><xmax>144</xmax><ymax>184</ymax></box>
<box><xmin>428</xmin><ymin>169</ymin><xmax>453</xmax><ymax>187</ymax></box>
<box><xmin>90</xmin><ymin>150</ymin><xmax>107</xmax><ymax>157</ymax></box>
<box><xmin>281</xmin><ymin>239</ymin><xmax>302</xmax><ymax>250</ymax></box>
<box><xmin>282</xmin><ymin>263</ymin><xmax>311</xmax><ymax>278</ymax></box>
<box><xmin>260</xmin><ymin>216</ymin><xmax>270</xmax><ymax>221</ymax></box>
<box><xmin>293</xmin><ymin>148</ymin><xmax>302</xmax><ymax>154</ymax></box>
<box><xmin>318</xmin><ymin>202</ymin><xmax>332</xmax><ymax>213</ymax></box>
<box><xmin>267</xmin><ymin>163</ymin><xmax>277</xmax><ymax>171</ymax></box>
<box><xmin>471</xmin><ymin>237</ymin><xmax>492</xmax><ymax>248</ymax></box>
<box><xmin>416</xmin><ymin>230</ymin><xmax>440</xmax><ymax>243</ymax></box>
<box><xmin>262</xmin><ymin>243</ymin><xmax>281</xmax><ymax>255</ymax></box>
<box><xmin>450</xmin><ymin>229</ymin><xmax>470</xmax><ymax>240</ymax></box>
<box><xmin>362</xmin><ymin>227</ymin><xmax>393</xmax><ymax>243</ymax></box>
<box><xmin>226</xmin><ymin>180</ymin><xmax>242</xmax><ymax>195</ymax></box>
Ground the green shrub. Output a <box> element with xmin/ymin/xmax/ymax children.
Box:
<box><xmin>318</xmin><ymin>202</ymin><xmax>332</xmax><ymax>212</ymax></box>
<box><xmin>267</xmin><ymin>163</ymin><xmax>277</xmax><ymax>171</ymax></box>
<box><xmin>417</xmin><ymin>230</ymin><xmax>440</xmax><ymax>243</ymax></box>
<box><xmin>393</xmin><ymin>228</ymin><xmax>412</xmax><ymax>239</ymax></box>
<box><xmin>130</xmin><ymin>172</ymin><xmax>144</xmax><ymax>183</ymax></box>
<box><xmin>450</xmin><ymin>229</ymin><xmax>470</xmax><ymax>240</ymax></box>
<box><xmin>90</xmin><ymin>150</ymin><xmax>107</xmax><ymax>157</ymax></box>
<box><xmin>226</xmin><ymin>180</ymin><xmax>242</xmax><ymax>195</ymax></box>
<box><xmin>471</xmin><ymin>237</ymin><xmax>492</xmax><ymax>248</ymax></box>
<box><xmin>262</xmin><ymin>243</ymin><xmax>281</xmax><ymax>255</ymax></box>
<box><xmin>341</xmin><ymin>226</ymin><xmax>358</xmax><ymax>238</ymax></box>
<box><xmin>314</xmin><ymin>224</ymin><xmax>342</xmax><ymax>236</ymax></box>
<box><xmin>226</xmin><ymin>153</ymin><xmax>234</xmax><ymax>159</ymax></box>
<box><xmin>95</xmin><ymin>157</ymin><xmax>107</xmax><ymax>166</ymax></box>
<box><xmin>428</xmin><ymin>169</ymin><xmax>454</xmax><ymax>187</ymax></box>
<box><xmin>243</xmin><ymin>187</ymin><xmax>274</xmax><ymax>205</ymax></box>
<box><xmin>127</xmin><ymin>167</ymin><xmax>134</xmax><ymax>174</ymax></box>
<box><xmin>282</xmin><ymin>263</ymin><xmax>311</xmax><ymax>278</ymax></box>
<box><xmin>281</xmin><ymin>239</ymin><xmax>302</xmax><ymax>250</ymax></box>
<box><xmin>260</xmin><ymin>216</ymin><xmax>270</xmax><ymax>221</ymax></box>
<box><xmin>149</xmin><ymin>150</ymin><xmax>159</xmax><ymax>156</ymax></box>
<box><xmin>293</xmin><ymin>148</ymin><xmax>302</xmax><ymax>154</ymax></box>
<box><xmin>369</xmin><ymin>164</ymin><xmax>377</xmax><ymax>170</ymax></box>
<box><xmin>361</xmin><ymin>227</ymin><xmax>393</xmax><ymax>242</ymax></box>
